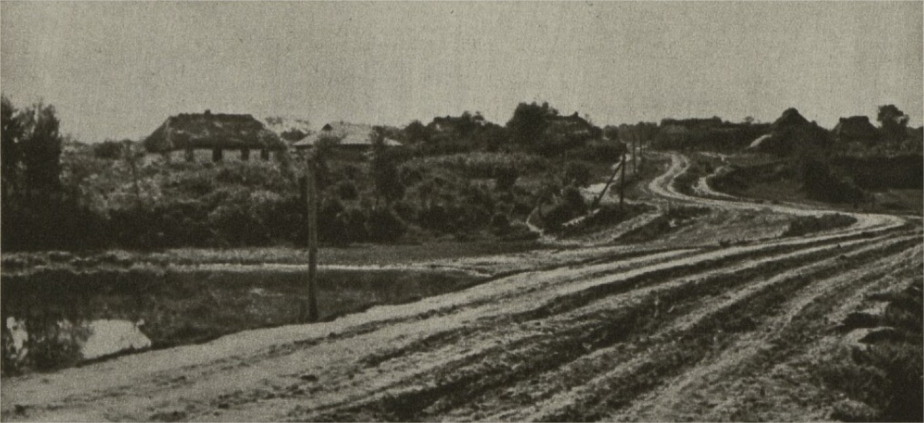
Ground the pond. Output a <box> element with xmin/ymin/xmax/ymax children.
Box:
<box><xmin>1</xmin><ymin>266</ymin><xmax>480</xmax><ymax>376</ymax></box>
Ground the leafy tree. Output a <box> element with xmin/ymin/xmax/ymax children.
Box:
<box><xmin>371</xmin><ymin>132</ymin><xmax>404</xmax><ymax>203</ymax></box>
<box><xmin>494</xmin><ymin>167</ymin><xmax>518</xmax><ymax>191</ymax></box>
<box><xmin>17</xmin><ymin>101</ymin><xmax>63</xmax><ymax>196</ymax></box>
<box><xmin>1</xmin><ymin>96</ymin><xmax>23</xmax><ymax>204</ymax></box>
<box><xmin>563</xmin><ymin>162</ymin><xmax>592</xmax><ymax>187</ymax></box>
<box><xmin>877</xmin><ymin>104</ymin><xmax>910</xmax><ymax>142</ymax></box>
<box><xmin>403</xmin><ymin>120</ymin><xmax>430</xmax><ymax>144</ymax></box>
<box><xmin>603</xmin><ymin>125</ymin><xmax>620</xmax><ymax>141</ymax></box>
<box><xmin>506</xmin><ymin>102</ymin><xmax>558</xmax><ymax>147</ymax></box>
<box><xmin>93</xmin><ymin>139</ymin><xmax>127</xmax><ymax>159</ymax></box>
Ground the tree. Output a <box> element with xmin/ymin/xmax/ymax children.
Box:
<box><xmin>403</xmin><ymin>120</ymin><xmax>430</xmax><ymax>144</ymax></box>
<box><xmin>877</xmin><ymin>104</ymin><xmax>910</xmax><ymax>142</ymax></box>
<box><xmin>603</xmin><ymin>125</ymin><xmax>620</xmax><ymax>141</ymax></box>
<box><xmin>371</xmin><ymin>132</ymin><xmax>404</xmax><ymax>203</ymax></box>
<box><xmin>506</xmin><ymin>101</ymin><xmax>558</xmax><ymax>147</ymax></box>
<box><xmin>1</xmin><ymin>96</ymin><xmax>23</xmax><ymax>204</ymax></box>
<box><xmin>17</xmin><ymin>101</ymin><xmax>63</xmax><ymax>196</ymax></box>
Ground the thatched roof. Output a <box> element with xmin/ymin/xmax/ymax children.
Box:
<box><xmin>771</xmin><ymin>108</ymin><xmax>809</xmax><ymax>131</ymax></box>
<box><xmin>144</xmin><ymin>112</ymin><xmax>286</xmax><ymax>153</ymax></box>
<box><xmin>833</xmin><ymin>116</ymin><xmax>879</xmax><ymax>142</ymax></box>
<box><xmin>293</xmin><ymin>122</ymin><xmax>401</xmax><ymax>149</ymax></box>
<box><xmin>749</xmin><ymin>123</ymin><xmax>831</xmax><ymax>156</ymax></box>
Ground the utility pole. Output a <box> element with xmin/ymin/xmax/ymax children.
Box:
<box><xmin>619</xmin><ymin>152</ymin><xmax>627</xmax><ymax>209</ymax></box>
<box><xmin>591</xmin><ymin>155</ymin><xmax>623</xmax><ymax>209</ymax></box>
<box><xmin>632</xmin><ymin>134</ymin><xmax>638</xmax><ymax>175</ymax></box>
<box><xmin>304</xmin><ymin>151</ymin><xmax>319</xmax><ymax>322</ymax></box>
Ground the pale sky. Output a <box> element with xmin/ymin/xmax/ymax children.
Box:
<box><xmin>2</xmin><ymin>1</ymin><xmax>922</xmax><ymax>142</ymax></box>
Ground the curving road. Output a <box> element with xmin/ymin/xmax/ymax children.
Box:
<box><xmin>2</xmin><ymin>152</ymin><xmax>919</xmax><ymax>422</ymax></box>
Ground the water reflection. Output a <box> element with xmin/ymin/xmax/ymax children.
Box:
<box><xmin>3</xmin><ymin>316</ymin><xmax>150</xmax><ymax>373</ymax></box>
<box><xmin>81</xmin><ymin>319</ymin><xmax>151</xmax><ymax>360</ymax></box>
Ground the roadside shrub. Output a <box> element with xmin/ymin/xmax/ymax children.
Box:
<box><xmin>801</xmin><ymin>159</ymin><xmax>864</xmax><ymax>204</ymax></box>
<box><xmin>494</xmin><ymin>167</ymin><xmax>518</xmax><ymax>191</ymax></box>
<box><xmin>406</xmin><ymin>152</ymin><xmax>548</xmax><ymax>179</ymax></box>
<box><xmin>319</xmin><ymin>198</ymin><xmax>347</xmax><ymax>245</ymax></box>
<box><xmin>392</xmin><ymin>200</ymin><xmax>417</xmax><ymax>222</ymax></box>
<box><xmin>564</xmin><ymin>141</ymin><xmax>626</xmax><ymax>163</ymax></box>
<box><xmin>365</xmin><ymin>207</ymin><xmax>406</xmax><ymax>242</ymax></box>
<box><xmin>782</xmin><ymin>214</ymin><xmax>857</xmax><ymax>237</ymax></box>
<box><xmin>543</xmin><ymin>187</ymin><xmax>588</xmax><ymax>230</ymax></box>
<box><xmin>418</xmin><ymin>203</ymin><xmax>450</xmax><ymax>231</ymax></box>
<box><xmin>92</xmin><ymin>140</ymin><xmax>126</xmax><ymax>159</ymax></box>
<box><xmin>335</xmin><ymin>180</ymin><xmax>359</xmax><ymax>201</ymax></box>
<box><xmin>563</xmin><ymin>162</ymin><xmax>592</xmax><ymax>187</ymax></box>
<box><xmin>490</xmin><ymin>212</ymin><xmax>511</xmax><ymax>234</ymax></box>
<box><xmin>332</xmin><ymin>208</ymin><xmax>367</xmax><ymax>243</ymax></box>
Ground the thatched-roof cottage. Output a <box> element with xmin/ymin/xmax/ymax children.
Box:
<box><xmin>833</xmin><ymin>116</ymin><xmax>879</xmax><ymax>144</ymax></box>
<box><xmin>293</xmin><ymin>122</ymin><xmax>401</xmax><ymax>150</ymax></box>
<box><xmin>144</xmin><ymin>111</ymin><xmax>286</xmax><ymax>161</ymax></box>
<box><xmin>749</xmin><ymin>109</ymin><xmax>831</xmax><ymax>156</ymax></box>
<box><xmin>770</xmin><ymin>108</ymin><xmax>809</xmax><ymax>131</ymax></box>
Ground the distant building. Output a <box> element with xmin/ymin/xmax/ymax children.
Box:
<box><xmin>833</xmin><ymin>116</ymin><xmax>879</xmax><ymax>144</ymax></box>
<box><xmin>748</xmin><ymin>108</ymin><xmax>831</xmax><ymax>156</ymax></box>
<box><xmin>293</xmin><ymin>122</ymin><xmax>401</xmax><ymax>150</ymax></box>
<box><xmin>770</xmin><ymin>108</ymin><xmax>810</xmax><ymax>131</ymax></box>
<box><xmin>544</xmin><ymin>113</ymin><xmax>602</xmax><ymax>139</ymax></box>
<box><xmin>143</xmin><ymin>111</ymin><xmax>286</xmax><ymax>161</ymax></box>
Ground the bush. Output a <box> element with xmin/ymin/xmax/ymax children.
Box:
<box><xmin>542</xmin><ymin>187</ymin><xmax>588</xmax><ymax>230</ymax></box>
<box><xmin>92</xmin><ymin>140</ymin><xmax>126</xmax><ymax>159</ymax></box>
<box><xmin>782</xmin><ymin>214</ymin><xmax>857</xmax><ymax>237</ymax></box>
<box><xmin>490</xmin><ymin>212</ymin><xmax>511</xmax><ymax>234</ymax></box>
<box><xmin>335</xmin><ymin>180</ymin><xmax>359</xmax><ymax>201</ymax></box>
<box><xmin>820</xmin><ymin>280</ymin><xmax>923</xmax><ymax>422</ymax></box>
<box><xmin>418</xmin><ymin>203</ymin><xmax>450</xmax><ymax>231</ymax></box>
<box><xmin>563</xmin><ymin>162</ymin><xmax>592</xmax><ymax>187</ymax></box>
<box><xmin>801</xmin><ymin>159</ymin><xmax>865</xmax><ymax>203</ymax></box>
<box><xmin>365</xmin><ymin>207</ymin><xmax>406</xmax><ymax>242</ymax></box>
<box><xmin>494</xmin><ymin>167</ymin><xmax>518</xmax><ymax>191</ymax></box>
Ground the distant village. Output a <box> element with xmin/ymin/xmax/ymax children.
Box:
<box><xmin>142</xmin><ymin>111</ymin><xmax>404</xmax><ymax>163</ymax></box>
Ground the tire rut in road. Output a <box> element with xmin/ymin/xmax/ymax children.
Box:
<box><xmin>463</xmin><ymin>235</ymin><xmax>921</xmax><ymax>421</ymax></box>
<box><xmin>517</xmin><ymin>235</ymin><xmax>919</xmax><ymax>422</ymax></box>
<box><xmin>614</xmin><ymin>243</ymin><xmax>922</xmax><ymax>421</ymax></box>
<box><xmin>289</xmin><ymin>234</ymin><xmax>915</xmax><ymax>421</ymax></box>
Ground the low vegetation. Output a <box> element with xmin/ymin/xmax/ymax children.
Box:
<box><xmin>819</xmin><ymin>278</ymin><xmax>923</xmax><ymax>422</ymax></box>
<box><xmin>2</xmin><ymin>97</ymin><xmax>631</xmax><ymax>251</ymax></box>
<box><xmin>781</xmin><ymin>214</ymin><xmax>857</xmax><ymax>237</ymax></box>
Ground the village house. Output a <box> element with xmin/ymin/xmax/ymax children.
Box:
<box><xmin>292</xmin><ymin>122</ymin><xmax>401</xmax><ymax>161</ymax></box>
<box><xmin>749</xmin><ymin>108</ymin><xmax>831</xmax><ymax>156</ymax></box>
<box><xmin>143</xmin><ymin>111</ymin><xmax>286</xmax><ymax>161</ymax></box>
<box><xmin>833</xmin><ymin>115</ymin><xmax>880</xmax><ymax>144</ymax></box>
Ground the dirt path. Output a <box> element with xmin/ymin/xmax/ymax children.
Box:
<box><xmin>2</xmin><ymin>152</ymin><xmax>918</xmax><ymax>422</ymax></box>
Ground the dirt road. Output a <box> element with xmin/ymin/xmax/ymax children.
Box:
<box><xmin>2</xmin><ymin>152</ymin><xmax>919</xmax><ymax>422</ymax></box>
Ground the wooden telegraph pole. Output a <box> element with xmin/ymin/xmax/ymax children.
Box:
<box><xmin>619</xmin><ymin>151</ymin><xmax>627</xmax><ymax>209</ymax></box>
<box><xmin>632</xmin><ymin>134</ymin><xmax>638</xmax><ymax>175</ymax></box>
<box><xmin>304</xmin><ymin>151</ymin><xmax>320</xmax><ymax>322</ymax></box>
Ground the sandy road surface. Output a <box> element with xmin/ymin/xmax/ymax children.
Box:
<box><xmin>2</xmin><ymin>152</ymin><xmax>919</xmax><ymax>422</ymax></box>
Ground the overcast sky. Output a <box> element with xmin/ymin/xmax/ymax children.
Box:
<box><xmin>2</xmin><ymin>1</ymin><xmax>921</xmax><ymax>142</ymax></box>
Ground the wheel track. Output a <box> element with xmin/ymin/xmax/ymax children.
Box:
<box><xmin>290</xmin><ymin>234</ymin><xmax>918</xmax><ymax>421</ymax></box>
<box><xmin>517</xmin><ymin>235</ymin><xmax>919</xmax><ymax>422</ymax></box>
<box><xmin>614</xmin><ymin>243</ymin><xmax>922</xmax><ymax>421</ymax></box>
